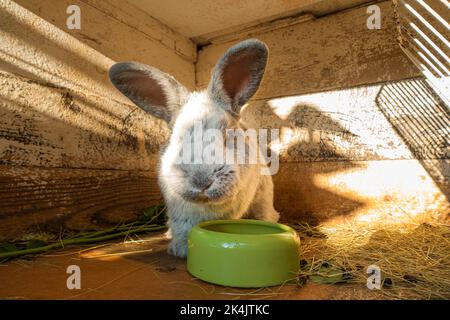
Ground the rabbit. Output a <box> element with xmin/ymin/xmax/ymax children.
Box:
<box><xmin>109</xmin><ymin>39</ymin><xmax>279</xmax><ymax>258</ymax></box>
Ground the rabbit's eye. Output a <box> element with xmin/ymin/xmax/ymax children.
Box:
<box><xmin>213</xmin><ymin>166</ymin><xmax>225</xmax><ymax>173</ymax></box>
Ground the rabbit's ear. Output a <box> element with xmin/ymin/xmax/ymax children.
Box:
<box><xmin>207</xmin><ymin>39</ymin><xmax>268</xmax><ymax>116</ymax></box>
<box><xmin>109</xmin><ymin>62</ymin><xmax>189</xmax><ymax>123</ymax></box>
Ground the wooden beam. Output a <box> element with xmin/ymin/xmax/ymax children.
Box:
<box><xmin>196</xmin><ymin>1</ymin><xmax>420</xmax><ymax>98</ymax></box>
<box><xmin>274</xmin><ymin>159</ymin><xmax>449</xmax><ymax>223</ymax></box>
<box><xmin>0</xmin><ymin>71</ymin><xmax>168</xmax><ymax>170</ymax></box>
<box><xmin>0</xmin><ymin>165</ymin><xmax>162</xmax><ymax>241</ymax></box>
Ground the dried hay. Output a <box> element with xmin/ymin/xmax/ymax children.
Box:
<box><xmin>290</xmin><ymin>211</ymin><xmax>450</xmax><ymax>299</ymax></box>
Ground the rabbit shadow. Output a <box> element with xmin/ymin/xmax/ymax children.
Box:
<box><xmin>241</xmin><ymin>100</ymin><xmax>366</xmax><ymax>225</ymax></box>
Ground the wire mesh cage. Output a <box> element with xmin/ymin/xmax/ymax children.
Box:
<box><xmin>392</xmin><ymin>0</ymin><xmax>450</xmax><ymax>105</ymax></box>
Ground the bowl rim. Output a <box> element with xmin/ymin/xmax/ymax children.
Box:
<box><xmin>194</xmin><ymin>219</ymin><xmax>296</xmax><ymax>237</ymax></box>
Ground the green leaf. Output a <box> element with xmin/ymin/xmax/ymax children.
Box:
<box><xmin>26</xmin><ymin>239</ymin><xmax>47</xmax><ymax>249</ymax></box>
<box><xmin>140</xmin><ymin>205</ymin><xmax>160</xmax><ymax>221</ymax></box>
<box><xmin>308</xmin><ymin>262</ymin><xmax>351</xmax><ymax>284</ymax></box>
<box><xmin>0</xmin><ymin>243</ymin><xmax>18</xmax><ymax>252</ymax></box>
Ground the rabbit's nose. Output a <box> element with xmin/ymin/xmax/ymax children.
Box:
<box><xmin>192</xmin><ymin>174</ymin><xmax>213</xmax><ymax>191</ymax></box>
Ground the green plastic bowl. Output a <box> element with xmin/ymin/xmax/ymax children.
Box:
<box><xmin>187</xmin><ymin>219</ymin><xmax>300</xmax><ymax>288</ymax></box>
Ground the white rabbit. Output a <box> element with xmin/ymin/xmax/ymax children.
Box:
<box><xmin>109</xmin><ymin>39</ymin><xmax>279</xmax><ymax>257</ymax></box>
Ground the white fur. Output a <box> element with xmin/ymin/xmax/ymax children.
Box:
<box><xmin>159</xmin><ymin>93</ymin><xmax>279</xmax><ymax>257</ymax></box>
<box><xmin>109</xmin><ymin>39</ymin><xmax>279</xmax><ymax>258</ymax></box>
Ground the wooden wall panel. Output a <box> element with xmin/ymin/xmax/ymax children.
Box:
<box><xmin>241</xmin><ymin>78</ymin><xmax>448</xmax><ymax>162</ymax></box>
<box><xmin>0</xmin><ymin>72</ymin><xmax>165</xmax><ymax>239</ymax></box>
<box><xmin>11</xmin><ymin>0</ymin><xmax>196</xmax><ymax>89</ymax></box>
<box><xmin>195</xmin><ymin>0</ymin><xmax>448</xmax><ymax>222</ymax></box>
<box><xmin>0</xmin><ymin>72</ymin><xmax>168</xmax><ymax>170</ymax></box>
<box><xmin>196</xmin><ymin>1</ymin><xmax>420</xmax><ymax>98</ymax></box>
<box><xmin>274</xmin><ymin>160</ymin><xmax>449</xmax><ymax>223</ymax></box>
<box><xmin>0</xmin><ymin>1</ymin><xmax>181</xmax><ymax>239</ymax></box>
<box><xmin>0</xmin><ymin>165</ymin><xmax>162</xmax><ymax>241</ymax></box>
<box><xmin>241</xmin><ymin>78</ymin><xmax>449</xmax><ymax>220</ymax></box>
<box><xmin>0</xmin><ymin>0</ymin><xmax>447</xmax><ymax>240</ymax></box>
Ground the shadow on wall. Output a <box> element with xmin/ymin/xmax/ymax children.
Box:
<box><xmin>242</xmin><ymin>101</ymin><xmax>366</xmax><ymax>225</ymax></box>
<box><xmin>0</xmin><ymin>4</ymin><xmax>172</xmax><ymax>240</ymax></box>
<box><xmin>0</xmin><ymin>3</ymin><xmax>115</xmax><ymax>99</ymax></box>
<box><xmin>375</xmin><ymin>78</ymin><xmax>450</xmax><ymax>200</ymax></box>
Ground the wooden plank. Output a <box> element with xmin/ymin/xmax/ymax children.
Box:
<box><xmin>194</xmin><ymin>13</ymin><xmax>316</xmax><ymax>46</ymax></box>
<box><xmin>196</xmin><ymin>1</ymin><xmax>420</xmax><ymax>98</ymax></box>
<box><xmin>242</xmin><ymin>78</ymin><xmax>449</xmax><ymax>162</ymax></box>
<box><xmin>0</xmin><ymin>71</ymin><xmax>168</xmax><ymax>170</ymax></box>
<box><xmin>133</xmin><ymin>0</ymin><xmax>373</xmax><ymax>40</ymax></box>
<box><xmin>274</xmin><ymin>160</ymin><xmax>449</xmax><ymax>223</ymax></box>
<box><xmin>1</xmin><ymin>0</ymin><xmax>195</xmax><ymax>96</ymax></box>
<box><xmin>0</xmin><ymin>165</ymin><xmax>162</xmax><ymax>241</ymax></box>
<box><xmin>194</xmin><ymin>0</ymin><xmax>376</xmax><ymax>45</ymax></box>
